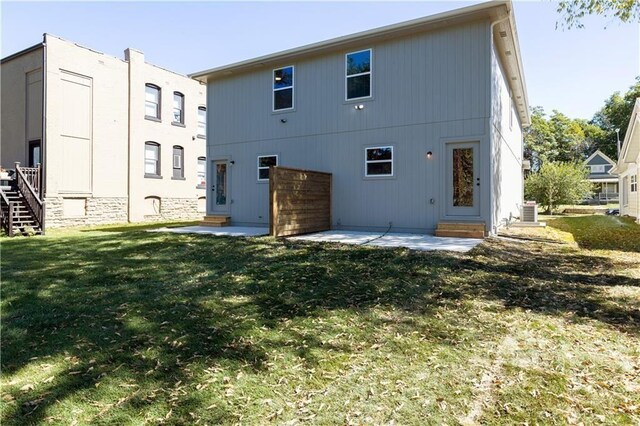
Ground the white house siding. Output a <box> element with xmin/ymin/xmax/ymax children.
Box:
<box><xmin>620</xmin><ymin>162</ymin><xmax>639</xmax><ymax>221</ymax></box>
<box><xmin>490</xmin><ymin>42</ymin><xmax>523</xmax><ymax>232</ymax></box>
<box><xmin>0</xmin><ymin>47</ymin><xmax>43</xmax><ymax>167</ymax></box>
<box><xmin>206</xmin><ymin>21</ymin><xmax>493</xmax><ymax>234</ymax></box>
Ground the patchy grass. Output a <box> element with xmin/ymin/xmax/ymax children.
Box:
<box><xmin>548</xmin><ymin>215</ymin><xmax>640</xmax><ymax>253</ymax></box>
<box><xmin>1</xmin><ymin>222</ymin><xmax>639</xmax><ymax>424</ymax></box>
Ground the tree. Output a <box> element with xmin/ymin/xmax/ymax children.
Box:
<box><xmin>524</xmin><ymin>162</ymin><xmax>592</xmax><ymax>213</ymax></box>
<box><xmin>524</xmin><ymin>107</ymin><xmax>557</xmax><ymax>171</ymax></box>
<box><xmin>549</xmin><ymin>110</ymin><xmax>586</xmax><ymax>162</ymax></box>
<box><xmin>591</xmin><ymin>78</ymin><xmax>640</xmax><ymax>159</ymax></box>
<box><xmin>557</xmin><ymin>0</ymin><xmax>640</xmax><ymax>29</ymax></box>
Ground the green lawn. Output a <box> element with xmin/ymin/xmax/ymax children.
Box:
<box><xmin>548</xmin><ymin>215</ymin><xmax>640</xmax><ymax>252</ymax></box>
<box><xmin>1</xmin><ymin>221</ymin><xmax>639</xmax><ymax>425</ymax></box>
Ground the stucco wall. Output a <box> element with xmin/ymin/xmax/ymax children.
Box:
<box><xmin>0</xmin><ymin>47</ymin><xmax>43</xmax><ymax>168</ymax></box>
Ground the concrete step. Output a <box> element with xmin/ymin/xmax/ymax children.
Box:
<box><xmin>436</xmin><ymin>222</ymin><xmax>485</xmax><ymax>232</ymax></box>
<box><xmin>435</xmin><ymin>229</ymin><xmax>484</xmax><ymax>239</ymax></box>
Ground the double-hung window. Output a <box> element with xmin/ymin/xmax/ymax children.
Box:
<box><xmin>632</xmin><ymin>175</ymin><xmax>638</xmax><ymax>192</ymax></box>
<box><xmin>197</xmin><ymin>106</ymin><xmax>206</xmax><ymax>138</ymax></box>
<box><xmin>365</xmin><ymin>146</ymin><xmax>393</xmax><ymax>177</ymax></box>
<box><xmin>273</xmin><ymin>66</ymin><xmax>294</xmax><ymax>111</ymax></box>
<box><xmin>197</xmin><ymin>157</ymin><xmax>206</xmax><ymax>188</ymax></box>
<box><xmin>172</xmin><ymin>146</ymin><xmax>184</xmax><ymax>179</ymax></box>
<box><xmin>145</xmin><ymin>142</ymin><xmax>160</xmax><ymax>177</ymax></box>
<box><xmin>173</xmin><ymin>92</ymin><xmax>184</xmax><ymax>124</ymax></box>
<box><xmin>145</xmin><ymin>84</ymin><xmax>161</xmax><ymax>119</ymax></box>
<box><xmin>346</xmin><ymin>49</ymin><xmax>372</xmax><ymax>100</ymax></box>
<box><xmin>257</xmin><ymin>155</ymin><xmax>278</xmax><ymax>181</ymax></box>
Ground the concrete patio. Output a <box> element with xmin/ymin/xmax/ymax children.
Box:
<box><xmin>289</xmin><ymin>230</ymin><xmax>483</xmax><ymax>252</ymax></box>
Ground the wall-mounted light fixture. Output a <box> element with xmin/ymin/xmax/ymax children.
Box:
<box><xmin>230</xmin><ymin>160</ymin><xmax>235</xmax><ymax>165</ymax></box>
<box><xmin>426</xmin><ymin>151</ymin><xmax>433</xmax><ymax>159</ymax></box>
<box><xmin>280</xmin><ymin>118</ymin><xmax>287</xmax><ymax>123</ymax></box>
<box><xmin>354</xmin><ymin>104</ymin><xmax>364</xmax><ymax>110</ymax></box>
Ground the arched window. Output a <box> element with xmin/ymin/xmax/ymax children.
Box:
<box><xmin>144</xmin><ymin>142</ymin><xmax>160</xmax><ymax>177</ymax></box>
<box><xmin>172</xmin><ymin>146</ymin><xmax>184</xmax><ymax>179</ymax></box>
<box><xmin>145</xmin><ymin>84</ymin><xmax>161</xmax><ymax>119</ymax></box>
<box><xmin>173</xmin><ymin>92</ymin><xmax>184</xmax><ymax>124</ymax></box>
<box><xmin>197</xmin><ymin>106</ymin><xmax>206</xmax><ymax>138</ymax></box>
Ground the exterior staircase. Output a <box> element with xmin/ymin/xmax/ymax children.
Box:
<box><xmin>200</xmin><ymin>215</ymin><xmax>230</xmax><ymax>227</ymax></box>
<box><xmin>1</xmin><ymin>163</ymin><xmax>45</xmax><ymax>237</ymax></box>
<box><xmin>435</xmin><ymin>222</ymin><xmax>485</xmax><ymax>239</ymax></box>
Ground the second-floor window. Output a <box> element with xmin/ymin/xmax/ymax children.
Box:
<box><xmin>173</xmin><ymin>92</ymin><xmax>184</xmax><ymax>124</ymax></box>
<box><xmin>346</xmin><ymin>49</ymin><xmax>372</xmax><ymax>100</ymax></box>
<box><xmin>145</xmin><ymin>84</ymin><xmax>161</xmax><ymax>119</ymax></box>
<box><xmin>273</xmin><ymin>66</ymin><xmax>294</xmax><ymax>111</ymax></box>
<box><xmin>197</xmin><ymin>106</ymin><xmax>206</xmax><ymax>138</ymax></box>
<box><xmin>173</xmin><ymin>146</ymin><xmax>184</xmax><ymax>179</ymax></box>
<box><xmin>590</xmin><ymin>165</ymin><xmax>605</xmax><ymax>173</ymax></box>
<box><xmin>145</xmin><ymin>142</ymin><xmax>160</xmax><ymax>177</ymax></box>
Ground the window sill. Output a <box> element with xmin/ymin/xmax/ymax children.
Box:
<box><xmin>344</xmin><ymin>96</ymin><xmax>374</xmax><ymax>105</ymax></box>
<box><xmin>257</xmin><ymin>179</ymin><xmax>269</xmax><ymax>184</ymax></box>
<box><xmin>144</xmin><ymin>174</ymin><xmax>163</xmax><ymax>179</ymax></box>
<box><xmin>196</xmin><ymin>134</ymin><xmax>206</xmax><ymax>140</ymax></box>
<box><xmin>363</xmin><ymin>174</ymin><xmax>396</xmax><ymax>181</ymax></box>
<box><xmin>171</xmin><ymin>176</ymin><xmax>186</xmax><ymax>181</ymax></box>
<box><xmin>145</xmin><ymin>116</ymin><xmax>161</xmax><ymax>123</ymax></box>
<box><xmin>196</xmin><ymin>185</ymin><xmax>206</xmax><ymax>189</ymax></box>
<box><xmin>171</xmin><ymin>122</ymin><xmax>186</xmax><ymax>128</ymax></box>
<box><xmin>271</xmin><ymin>108</ymin><xmax>296</xmax><ymax>115</ymax></box>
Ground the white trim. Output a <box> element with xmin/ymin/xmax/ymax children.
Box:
<box><xmin>584</xmin><ymin>149</ymin><xmax>616</xmax><ymax>166</ymax></box>
<box><xmin>590</xmin><ymin>164</ymin><xmax>606</xmax><ymax>173</ymax></box>
<box><xmin>364</xmin><ymin>145</ymin><xmax>393</xmax><ymax>177</ymax></box>
<box><xmin>272</xmin><ymin>65</ymin><xmax>295</xmax><ymax>112</ymax></box>
<box><xmin>345</xmin><ymin>48</ymin><xmax>372</xmax><ymax>101</ymax></box>
<box><xmin>257</xmin><ymin>154</ymin><xmax>279</xmax><ymax>181</ymax></box>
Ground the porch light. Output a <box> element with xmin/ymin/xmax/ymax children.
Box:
<box><xmin>354</xmin><ymin>104</ymin><xmax>364</xmax><ymax>110</ymax></box>
<box><xmin>426</xmin><ymin>151</ymin><xmax>433</xmax><ymax>159</ymax></box>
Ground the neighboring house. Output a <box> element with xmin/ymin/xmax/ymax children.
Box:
<box><xmin>583</xmin><ymin>150</ymin><xmax>618</xmax><ymax>203</ymax></box>
<box><xmin>1</xmin><ymin>34</ymin><xmax>207</xmax><ymax>232</ymax></box>
<box><xmin>191</xmin><ymin>1</ymin><xmax>529</xmax><ymax>236</ymax></box>
<box><xmin>611</xmin><ymin>98</ymin><xmax>640</xmax><ymax>222</ymax></box>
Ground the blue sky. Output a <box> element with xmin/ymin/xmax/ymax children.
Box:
<box><xmin>1</xmin><ymin>1</ymin><xmax>638</xmax><ymax>120</ymax></box>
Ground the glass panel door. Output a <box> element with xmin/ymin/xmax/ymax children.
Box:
<box><xmin>211</xmin><ymin>160</ymin><xmax>230</xmax><ymax>213</ymax></box>
<box><xmin>446</xmin><ymin>142</ymin><xmax>480</xmax><ymax>216</ymax></box>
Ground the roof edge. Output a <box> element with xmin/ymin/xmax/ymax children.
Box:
<box><xmin>1</xmin><ymin>42</ymin><xmax>44</xmax><ymax>65</ymax></box>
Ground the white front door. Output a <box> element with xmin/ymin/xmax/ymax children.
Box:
<box><xmin>446</xmin><ymin>142</ymin><xmax>480</xmax><ymax>216</ymax></box>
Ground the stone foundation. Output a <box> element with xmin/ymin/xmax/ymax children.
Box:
<box><xmin>143</xmin><ymin>197</ymin><xmax>204</xmax><ymax>222</ymax></box>
<box><xmin>45</xmin><ymin>196</ymin><xmax>129</xmax><ymax>228</ymax></box>
<box><xmin>45</xmin><ymin>196</ymin><xmax>205</xmax><ymax>228</ymax></box>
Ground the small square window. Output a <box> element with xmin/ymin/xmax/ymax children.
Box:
<box><xmin>365</xmin><ymin>146</ymin><xmax>393</xmax><ymax>177</ymax></box>
<box><xmin>257</xmin><ymin>155</ymin><xmax>278</xmax><ymax>181</ymax></box>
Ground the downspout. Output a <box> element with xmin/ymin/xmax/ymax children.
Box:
<box><xmin>488</xmin><ymin>14</ymin><xmax>510</xmax><ymax>235</ymax></box>
<box><xmin>41</xmin><ymin>34</ymin><xmax>47</xmax><ymax>232</ymax></box>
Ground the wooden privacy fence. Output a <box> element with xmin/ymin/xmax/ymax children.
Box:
<box><xmin>269</xmin><ymin>166</ymin><xmax>332</xmax><ymax>237</ymax></box>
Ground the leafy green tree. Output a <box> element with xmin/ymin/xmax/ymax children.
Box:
<box><xmin>524</xmin><ymin>107</ymin><xmax>557</xmax><ymax>170</ymax></box>
<box><xmin>557</xmin><ymin>0</ymin><xmax>640</xmax><ymax>28</ymax></box>
<box><xmin>549</xmin><ymin>110</ymin><xmax>586</xmax><ymax>162</ymax></box>
<box><xmin>524</xmin><ymin>162</ymin><xmax>592</xmax><ymax>213</ymax></box>
<box><xmin>591</xmin><ymin>78</ymin><xmax>640</xmax><ymax>159</ymax></box>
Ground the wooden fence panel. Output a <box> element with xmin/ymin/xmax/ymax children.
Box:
<box><xmin>269</xmin><ymin>166</ymin><xmax>332</xmax><ymax>237</ymax></box>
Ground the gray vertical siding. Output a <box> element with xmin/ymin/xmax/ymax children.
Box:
<box><xmin>207</xmin><ymin>20</ymin><xmax>492</xmax><ymax>233</ymax></box>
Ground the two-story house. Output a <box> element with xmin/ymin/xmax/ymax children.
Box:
<box><xmin>191</xmin><ymin>1</ymin><xmax>529</xmax><ymax>236</ymax></box>
<box><xmin>1</xmin><ymin>34</ymin><xmax>207</xmax><ymax>233</ymax></box>
<box><xmin>612</xmin><ymin>98</ymin><xmax>639</xmax><ymax>222</ymax></box>
<box><xmin>583</xmin><ymin>150</ymin><xmax>618</xmax><ymax>203</ymax></box>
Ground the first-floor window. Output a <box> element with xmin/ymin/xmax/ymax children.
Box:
<box><xmin>623</xmin><ymin>176</ymin><xmax>629</xmax><ymax>206</ymax></box>
<box><xmin>197</xmin><ymin>157</ymin><xmax>206</xmax><ymax>187</ymax></box>
<box><xmin>632</xmin><ymin>175</ymin><xmax>638</xmax><ymax>192</ymax></box>
<box><xmin>173</xmin><ymin>146</ymin><xmax>184</xmax><ymax>178</ymax></box>
<box><xmin>365</xmin><ymin>146</ymin><xmax>393</xmax><ymax>177</ymax></box>
<box><xmin>257</xmin><ymin>155</ymin><xmax>278</xmax><ymax>181</ymax></box>
<box><xmin>145</xmin><ymin>142</ymin><xmax>160</xmax><ymax>176</ymax></box>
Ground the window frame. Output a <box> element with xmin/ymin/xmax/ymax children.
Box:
<box><xmin>345</xmin><ymin>48</ymin><xmax>373</xmax><ymax>102</ymax></box>
<box><xmin>172</xmin><ymin>145</ymin><xmax>184</xmax><ymax>179</ymax></box>
<box><xmin>257</xmin><ymin>154</ymin><xmax>279</xmax><ymax>182</ymax></box>
<box><xmin>144</xmin><ymin>142</ymin><xmax>161</xmax><ymax>178</ymax></box>
<box><xmin>197</xmin><ymin>106</ymin><xmax>206</xmax><ymax>139</ymax></box>
<box><xmin>197</xmin><ymin>156</ymin><xmax>206</xmax><ymax>189</ymax></box>
<box><xmin>590</xmin><ymin>164</ymin><xmax>606</xmax><ymax>173</ymax></box>
<box><xmin>364</xmin><ymin>145</ymin><xmax>394</xmax><ymax>178</ymax></box>
<box><xmin>172</xmin><ymin>91</ymin><xmax>185</xmax><ymax>125</ymax></box>
<box><xmin>632</xmin><ymin>174</ymin><xmax>638</xmax><ymax>193</ymax></box>
<box><xmin>145</xmin><ymin>83</ymin><xmax>161</xmax><ymax>121</ymax></box>
<box><xmin>272</xmin><ymin>65</ymin><xmax>295</xmax><ymax>112</ymax></box>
